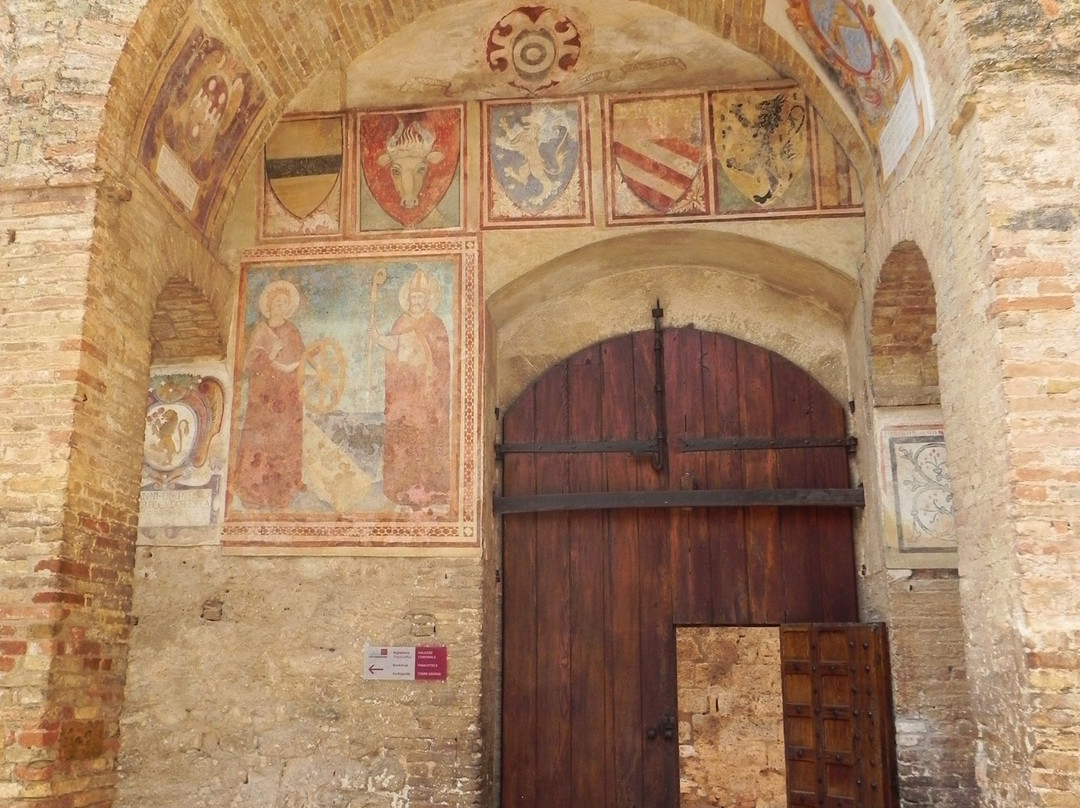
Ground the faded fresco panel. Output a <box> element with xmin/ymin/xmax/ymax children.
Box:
<box><xmin>138</xmin><ymin>366</ymin><xmax>229</xmax><ymax>546</ymax></box>
<box><xmin>483</xmin><ymin>98</ymin><xmax>591</xmax><ymax>227</ymax></box>
<box><xmin>780</xmin><ymin>0</ymin><xmax>932</xmax><ymax>179</ymax></box>
<box><xmin>812</xmin><ymin>109</ymin><xmax>864</xmax><ymax>210</ymax></box>
<box><xmin>357</xmin><ymin>106</ymin><xmax>464</xmax><ymax>233</ymax></box>
<box><xmin>876</xmin><ymin>406</ymin><xmax>957</xmax><ymax>569</ymax></box>
<box><xmin>136</xmin><ymin>18</ymin><xmax>266</xmax><ymax>229</ymax></box>
<box><xmin>711</xmin><ymin>84</ymin><xmax>814</xmax><ymax>215</ymax></box>
<box><xmin>223</xmin><ymin>238</ymin><xmax>481</xmax><ymax>554</ymax></box>
<box><xmin>604</xmin><ymin>92</ymin><xmax>712</xmax><ymax>223</ymax></box>
<box><xmin>260</xmin><ymin>114</ymin><xmax>344</xmax><ymax>240</ymax></box>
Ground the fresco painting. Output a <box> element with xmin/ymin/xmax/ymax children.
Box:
<box><xmin>138</xmin><ymin>369</ymin><xmax>228</xmax><ymax>545</ymax></box>
<box><xmin>136</xmin><ymin>19</ymin><xmax>266</xmax><ymax>229</ymax></box>
<box><xmin>606</xmin><ymin>92</ymin><xmax>711</xmax><ymax>222</ymax></box>
<box><xmin>604</xmin><ymin>87</ymin><xmax>863</xmax><ymax>224</ymax></box>
<box><xmin>358</xmin><ymin>107</ymin><xmax>463</xmax><ymax>232</ymax></box>
<box><xmin>484</xmin><ymin>98</ymin><xmax>590</xmax><ymax>226</ymax></box>
<box><xmin>812</xmin><ymin>113</ymin><xmax>863</xmax><ymax>209</ymax></box>
<box><xmin>261</xmin><ymin>115</ymin><xmax>344</xmax><ymax>239</ymax></box>
<box><xmin>786</xmin><ymin>0</ymin><xmax>925</xmax><ymax>177</ymax></box>
<box><xmin>712</xmin><ymin>86</ymin><xmax>813</xmax><ymax>213</ymax></box>
<box><xmin>223</xmin><ymin>239</ymin><xmax>481</xmax><ymax>554</ymax></box>
<box><xmin>486</xmin><ymin>5</ymin><xmax>582</xmax><ymax>95</ymax></box>
<box><xmin>876</xmin><ymin>407</ymin><xmax>957</xmax><ymax>569</ymax></box>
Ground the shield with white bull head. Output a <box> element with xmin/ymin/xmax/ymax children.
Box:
<box><xmin>359</xmin><ymin>108</ymin><xmax>462</xmax><ymax>229</ymax></box>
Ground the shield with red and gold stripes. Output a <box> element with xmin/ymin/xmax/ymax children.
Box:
<box><xmin>610</xmin><ymin>94</ymin><xmax>709</xmax><ymax>218</ymax></box>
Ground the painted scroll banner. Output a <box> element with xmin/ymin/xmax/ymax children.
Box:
<box><xmin>223</xmin><ymin>238</ymin><xmax>482</xmax><ymax>555</ymax></box>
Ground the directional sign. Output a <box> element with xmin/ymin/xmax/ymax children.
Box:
<box><xmin>415</xmin><ymin>645</ymin><xmax>449</xmax><ymax>681</ymax></box>
<box><xmin>363</xmin><ymin>645</ymin><xmax>448</xmax><ymax>682</ymax></box>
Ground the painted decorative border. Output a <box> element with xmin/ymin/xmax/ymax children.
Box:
<box><xmin>223</xmin><ymin>237</ymin><xmax>482</xmax><ymax>555</ymax></box>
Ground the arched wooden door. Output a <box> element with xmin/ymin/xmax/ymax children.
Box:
<box><xmin>499</xmin><ymin>327</ymin><xmax>860</xmax><ymax>808</ymax></box>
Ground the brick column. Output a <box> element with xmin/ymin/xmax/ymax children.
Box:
<box><xmin>974</xmin><ymin>79</ymin><xmax>1080</xmax><ymax>808</ymax></box>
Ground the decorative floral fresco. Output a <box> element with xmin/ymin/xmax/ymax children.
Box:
<box><xmin>136</xmin><ymin>18</ymin><xmax>266</xmax><ymax>229</ymax></box>
<box><xmin>876</xmin><ymin>407</ymin><xmax>957</xmax><ymax>568</ymax></box>
<box><xmin>483</xmin><ymin>98</ymin><xmax>591</xmax><ymax>226</ymax></box>
<box><xmin>223</xmin><ymin>238</ymin><xmax>481</xmax><ymax>554</ymax></box>
<box><xmin>138</xmin><ymin>368</ymin><xmax>228</xmax><ymax>545</ymax></box>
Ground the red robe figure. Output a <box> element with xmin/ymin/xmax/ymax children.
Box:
<box><xmin>234</xmin><ymin>280</ymin><xmax>306</xmax><ymax>508</ymax></box>
<box><xmin>370</xmin><ymin>268</ymin><xmax>452</xmax><ymax>507</ymax></box>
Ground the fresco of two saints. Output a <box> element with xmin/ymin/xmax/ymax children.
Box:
<box><xmin>226</xmin><ymin>247</ymin><xmax>479</xmax><ymax>547</ymax></box>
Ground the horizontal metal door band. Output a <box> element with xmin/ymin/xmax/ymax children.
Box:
<box><xmin>495</xmin><ymin>439</ymin><xmax>660</xmax><ymax>456</ymax></box>
<box><xmin>495</xmin><ymin>436</ymin><xmax>856</xmax><ymax>456</ymax></box>
<box><xmin>494</xmin><ymin>487</ymin><xmax>865</xmax><ymax>514</ymax></box>
<box><xmin>679</xmin><ymin>436</ymin><xmax>857</xmax><ymax>452</ymax></box>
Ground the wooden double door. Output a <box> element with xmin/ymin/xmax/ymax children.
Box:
<box><xmin>499</xmin><ymin>328</ymin><xmax>896</xmax><ymax>808</ymax></box>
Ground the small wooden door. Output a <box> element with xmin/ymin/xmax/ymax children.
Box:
<box><xmin>780</xmin><ymin>624</ymin><xmax>899</xmax><ymax>808</ymax></box>
<box><xmin>500</xmin><ymin>329</ymin><xmax>862</xmax><ymax>808</ymax></box>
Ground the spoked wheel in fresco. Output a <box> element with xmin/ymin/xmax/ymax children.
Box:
<box><xmin>302</xmin><ymin>338</ymin><xmax>346</xmax><ymax>413</ymax></box>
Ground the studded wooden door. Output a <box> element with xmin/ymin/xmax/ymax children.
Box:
<box><xmin>780</xmin><ymin>623</ymin><xmax>899</xmax><ymax>808</ymax></box>
<box><xmin>499</xmin><ymin>328</ymin><xmax>861</xmax><ymax>808</ymax></box>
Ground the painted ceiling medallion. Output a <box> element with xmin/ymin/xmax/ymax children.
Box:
<box><xmin>486</xmin><ymin>6</ymin><xmax>582</xmax><ymax>94</ymax></box>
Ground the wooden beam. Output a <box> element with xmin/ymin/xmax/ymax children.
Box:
<box><xmin>494</xmin><ymin>488</ymin><xmax>865</xmax><ymax>514</ymax></box>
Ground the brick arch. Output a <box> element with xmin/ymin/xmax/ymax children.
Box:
<box><xmin>870</xmin><ymin>241</ymin><xmax>940</xmax><ymax>406</ymax></box>
<box><xmin>149</xmin><ymin>277</ymin><xmax>226</xmax><ymax>363</ymax></box>
<box><xmin>0</xmin><ymin>2</ymin><xmax>992</xmax><ymax>807</ymax></box>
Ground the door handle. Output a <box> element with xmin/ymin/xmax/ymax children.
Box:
<box><xmin>646</xmin><ymin>713</ymin><xmax>677</xmax><ymax>741</ymax></box>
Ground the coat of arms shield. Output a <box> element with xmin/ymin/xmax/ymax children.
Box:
<box><xmin>359</xmin><ymin>108</ymin><xmax>462</xmax><ymax>229</ymax></box>
<box><xmin>264</xmin><ymin>117</ymin><xmax>343</xmax><ymax>220</ymax></box>
<box><xmin>609</xmin><ymin>94</ymin><xmax>708</xmax><ymax>218</ymax></box>
<box><xmin>715</xmin><ymin>89</ymin><xmax>808</xmax><ymax>208</ymax></box>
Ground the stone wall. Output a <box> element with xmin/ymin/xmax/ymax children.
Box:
<box><xmin>677</xmin><ymin>627</ymin><xmax>786</xmax><ymax>808</ymax></box>
<box><xmin>117</xmin><ymin>548</ymin><xmax>483</xmax><ymax>808</ymax></box>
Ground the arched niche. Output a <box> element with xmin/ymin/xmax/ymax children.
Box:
<box><xmin>489</xmin><ymin>230</ymin><xmax>859</xmax><ymax>409</ymax></box>
<box><xmin>149</xmin><ymin>277</ymin><xmax>227</xmax><ymax>363</ymax></box>
<box><xmin>869</xmin><ymin>241</ymin><xmax>940</xmax><ymax>407</ymax></box>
